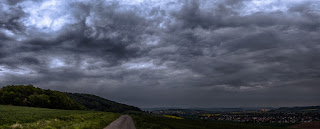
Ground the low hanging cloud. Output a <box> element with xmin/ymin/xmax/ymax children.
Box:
<box><xmin>0</xmin><ymin>0</ymin><xmax>319</xmax><ymax>108</ymax></box>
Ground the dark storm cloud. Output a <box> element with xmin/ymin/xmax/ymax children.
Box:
<box><xmin>154</xmin><ymin>0</ymin><xmax>320</xmax><ymax>89</ymax></box>
<box><xmin>0</xmin><ymin>3</ymin><xmax>25</xmax><ymax>32</ymax></box>
<box><xmin>0</xmin><ymin>0</ymin><xmax>319</xmax><ymax>108</ymax></box>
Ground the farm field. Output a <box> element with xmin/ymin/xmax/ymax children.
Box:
<box><xmin>132</xmin><ymin>114</ymin><xmax>291</xmax><ymax>129</ymax></box>
<box><xmin>163</xmin><ymin>115</ymin><xmax>184</xmax><ymax>119</ymax></box>
<box><xmin>0</xmin><ymin>105</ymin><xmax>120</xmax><ymax>129</ymax></box>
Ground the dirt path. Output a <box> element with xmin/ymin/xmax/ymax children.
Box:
<box><xmin>104</xmin><ymin>115</ymin><xmax>136</xmax><ymax>129</ymax></box>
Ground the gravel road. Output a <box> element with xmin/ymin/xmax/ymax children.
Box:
<box><xmin>104</xmin><ymin>115</ymin><xmax>136</xmax><ymax>129</ymax></box>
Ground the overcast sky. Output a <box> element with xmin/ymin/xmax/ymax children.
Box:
<box><xmin>0</xmin><ymin>0</ymin><xmax>320</xmax><ymax>108</ymax></box>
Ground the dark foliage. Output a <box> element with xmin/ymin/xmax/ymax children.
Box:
<box><xmin>67</xmin><ymin>93</ymin><xmax>141</xmax><ymax>113</ymax></box>
<box><xmin>0</xmin><ymin>85</ymin><xmax>86</xmax><ymax>110</ymax></box>
<box><xmin>0</xmin><ymin>85</ymin><xmax>141</xmax><ymax>112</ymax></box>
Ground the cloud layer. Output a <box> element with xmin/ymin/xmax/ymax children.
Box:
<box><xmin>1</xmin><ymin>0</ymin><xmax>320</xmax><ymax>108</ymax></box>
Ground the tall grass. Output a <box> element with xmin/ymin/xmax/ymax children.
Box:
<box><xmin>0</xmin><ymin>105</ymin><xmax>120</xmax><ymax>129</ymax></box>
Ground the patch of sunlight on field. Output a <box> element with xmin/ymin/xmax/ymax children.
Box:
<box><xmin>163</xmin><ymin>115</ymin><xmax>184</xmax><ymax>119</ymax></box>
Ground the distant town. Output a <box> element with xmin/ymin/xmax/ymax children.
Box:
<box><xmin>150</xmin><ymin>106</ymin><xmax>320</xmax><ymax>124</ymax></box>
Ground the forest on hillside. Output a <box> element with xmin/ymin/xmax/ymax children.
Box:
<box><xmin>0</xmin><ymin>85</ymin><xmax>141</xmax><ymax>112</ymax></box>
<box><xmin>67</xmin><ymin>93</ymin><xmax>141</xmax><ymax>112</ymax></box>
<box><xmin>0</xmin><ymin>85</ymin><xmax>85</xmax><ymax>110</ymax></box>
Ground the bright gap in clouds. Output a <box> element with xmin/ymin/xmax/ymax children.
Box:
<box><xmin>122</xmin><ymin>0</ymin><xmax>144</xmax><ymax>5</ymax></box>
<box><xmin>123</xmin><ymin>61</ymin><xmax>167</xmax><ymax>70</ymax></box>
<box><xmin>242</xmin><ymin>0</ymin><xmax>310</xmax><ymax>15</ymax></box>
<box><xmin>20</xmin><ymin>0</ymin><xmax>73</xmax><ymax>32</ymax></box>
<box><xmin>50</xmin><ymin>58</ymin><xmax>67</xmax><ymax>68</ymax></box>
<box><xmin>0</xmin><ymin>66</ymin><xmax>35</xmax><ymax>75</ymax></box>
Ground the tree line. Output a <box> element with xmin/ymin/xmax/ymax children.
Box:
<box><xmin>0</xmin><ymin>85</ymin><xmax>141</xmax><ymax>112</ymax></box>
<box><xmin>0</xmin><ymin>85</ymin><xmax>85</xmax><ymax>110</ymax></box>
<box><xmin>67</xmin><ymin>93</ymin><xmax>141</xmax><ymax>112</ymax></box>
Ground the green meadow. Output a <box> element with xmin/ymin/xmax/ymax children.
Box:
<box><xmin>0</xmin><ymin>105</ymin><xmax>120</xmax><ymax>129</ymax></box>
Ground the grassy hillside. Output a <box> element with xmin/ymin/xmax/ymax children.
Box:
<box><xmin>0</xmin><ymin>105</ymin><xmax>120</xmax><ymax>129</ymax></box>
<box><xmin>132</xmin><ymin>114</ymin><xmax>289</xmax><ymax>129</ymax></box>
<box><xmin>67</xmin><ymin>93</ymin><xmax>141</xmax><ymax>113</ymax></box>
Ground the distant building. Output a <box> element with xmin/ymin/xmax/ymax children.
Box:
<box><xmin>260</xmin><ymin>109</ymin><xmax>271</xmax><ymax>112</ymax></box>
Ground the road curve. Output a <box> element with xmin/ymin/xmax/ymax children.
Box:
<box><xmin>104</xmin><ymin>115</ymin><xmax>136</xmax><ymax>129</ymax></box>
